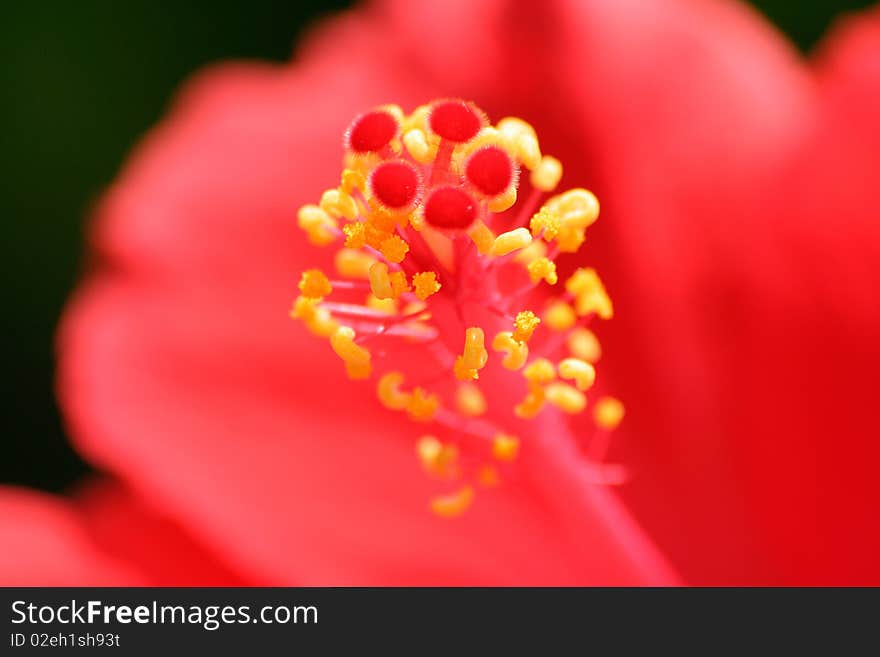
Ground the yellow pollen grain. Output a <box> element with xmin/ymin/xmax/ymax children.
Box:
<box><xmin>558</xmin><ymin>358</ymin><xmax>596</xmax><ymax>391</ymax></box>
<box><xmin>389</xmin><ymin>271</ymin><xmax>410</xmax><ymax>298</ymax></box>
<box><xmin>513</xmin><ymin>310</ymin><xmax>540</xmax><ymax>343</ymax></box>
<box><xmin>492</xmin><ymin>434</ymin><xmax>520</xmax><ymax>461</ymax></box>
<box><xmin>527</xmin><ymin>257</ymin><xmax>558</xmax><ymax>285</ymax></box>
<box><xmin>523</xmin><ymin>358</ymin><xmax>556</xmax><ymax>385</ymax></box>
<box><xmin>330</xmin><ymin>326</ymin><xmax>372</xmax><ymax>380</ymax></box>
<box><xmin>406</xmin><ymin>387</ymin><xmax>440</xmax><ymax>422</ymax></box>
<box><xmin>594</xmin><ymin>396</ymin><xmax>625</xmax><ymax>430</ymax></box>
<box><xmin>543</xmin><ymin>300</ymin><xmax>576</xmax><ymax>331</ymax></box>
<box><xmin>567</xmin><ymin>327</ymin><xmax>602</xmax><ymax>363</ymax></box>
<box><xmin>545</xmin><ymin>382</ymin><xmax>587</xmax><ymax>414</ymax></box>
<box><xmin>412</xmin><ymin>271</ymin><xmax>441</xmax><ymax>300</ymax></box>
<box><xmin>455</xmin><ymin>382</ymin><xmax>487</xmax><ymax>417</ymax></box>
<box><xmin>379</xmin><ymin>234</ymin><xmax>410</xmax><ymax>263</ymax></box>
<box><xmin>298</xmin><ymin>269</ymin><xmax>332</xmax><ymax>299</ymax></box>
<box><xmin>430</xmin><ymin>486</ymin><xmax>474</xmax><ymax>518</ymax></box>
<box><xmin>342</xmin><ymin>222</ymin><xmax>366</xmax><ymax>249</ymax></box>
<box><xmin>468</xmin><ymin>220</ymin><xmax>495</xmax><ymax>255</ymax></box>
<box><xmin>377</xmin><ymin>372</ymin><xmax>411</xmax><ymax>410</ymax></box>
<box><xmin>492</xmin><ymin>332</ymin><xmax>529</xmax><ymax>371</ymax></box>
<box><xmin>454</xmin><ymin>327</ymin><xmax>488</xmax><ymax>381</ymax></box>
<box><xmin>529</xmin><ymin>207</ymin><xmax>560</xmax><ymax>240</ymax></box>
<box><xmin>334</xmin><ymin>248</ymin><xmax>375</xmax><ymax>279</ymax></box>
<box><xmin>297</xmin><ymin>204</ymin><xmax>338</xmax><ymax>246</ymax></box>
<box><xmin>491</xmin><ymin>227</ymin><xmax>532</xmax><ymax>257</ymax></box>
<box><xmin>530</xmin><ymin>155</ymin><xmax>563</xmax><ymax>192</ymax></box>
<box><xmin>546</xmin><ymin>188</ymin><xmax>600</xmax><ymax>230</ymax></box>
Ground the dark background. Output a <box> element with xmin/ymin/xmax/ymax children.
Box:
<box><xmin>1</xmin><ymin>0</ymin><xmax>872</xmax><ymax>493</ymax></box>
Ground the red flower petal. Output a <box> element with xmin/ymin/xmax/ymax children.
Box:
<box><xmin>0</xmin><ymin>486</ymin><xmax>142</xmax><ymax>585</ymax></box>
<box><xmin>60</xmin><ymin>0</ymin><xmax>878</xmax><ymax>585</ymax></box>
<box><xmin>76</xmin><ymin>480</ymin><xmax>250</xmax><ymax>585</ymax></box>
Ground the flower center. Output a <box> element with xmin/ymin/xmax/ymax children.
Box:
<box><xmin>293</xmin><ymin>100</ymin><xmax>625</xmax><ymax>516</ymax></box>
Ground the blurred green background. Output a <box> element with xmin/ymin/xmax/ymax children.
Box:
<box><xmin>0</xmin><ymin>0</ymin><xmax>872</xmax><ymax>493</ymax></box>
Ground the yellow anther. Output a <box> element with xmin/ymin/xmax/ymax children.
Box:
<box><xmin>487</xmin><ymin>186</ymin><xmax>518</xmax><ymax>213</ymax></box>
<box><xmin>455</xmin><ymin>382</ymin><xmax>487</xmax><ymax>417</ymax></box>
<box><xmin>368</xmin><ymin>263</ymin><xmax>409</xmax><ymax>300</ymax></box>
<box><xmin>497</xmin><ymin>117</ymin><xmax>541</xmax><ymax>169</ymax></box>
<box><xmin>530</xmin><ymin>155</ymin><xmax>563</xmax><ymax>192</ymax></box>
<box><xmin>514</xmin><ymin>386</ymin><xmax>545</xmax><ymax>419</ymax></box>
<box><xmin>320</xmin><ymin>188</ymin><xmax>359</xmax><ymax>221</ymax></box>
<box><xmin>568</xmin><ymin>327</ymin><xmax>602</xmax><ymax>363</ymax></box>
<box><xmin>492</xmin><ymin>331</ymin><xmax>529</xmax><ymax>370</ymax></box>
<box><xmin>408</xmin><ymin>211</ymin><xmax>426</xmax><ymax>232</ymax></box>
<box><xmin>529</xmin><ymin>207</ymin><xmax>560</xmax><ymax>240</ymax></box>
<box><xmin>545</xmin><ymin>188</ymin><xmax>600</xmax><ymax>230</ymax></box>
<box><xmin>290</xmin><ymin>296</ymin><xmax>338</xmax><ymax>337</ymax></box>
<box><xmin>417</xmin><ymin>436</ymin><xmax>458</xmax><ymax>478</ymax></box>
<box><xmin>330</xmin><ymin>326</ymin><xmax>372</xmax><ymax>380</ymax></box>
<box><xmin>402</xmin><ymin>104</ymin><xmax>431</xmax><ymax>133</ymax></box>
<box><xmin>543</xmin><ymin>301</ymin><xmax>576</xmax><ymax>331</ymax></box>
<box><xmin>513</xmin><ymin>238</ymin><xmax>547</xmax><ymax>265</ymax></box>
<box><xmin>379</xmin><ymin>234</ymin><xmax>410</xmax><ymax>263</ymax></box>
<box><xmin>363</xmin><ymin>222</ymin><xmax>391</xmax><ymax>250</ymax></box>
<box><xmin>297</xmin><ymin>204</ymin><xmax>338</xmax><ymax>246</ymax></box>
<box><xmin>555</xmin><ymin>224</ymin><xmax>586</xmax><ymax>253</ymax></box>
<box><xmin>513</xmin><ymin>310</ymin><xmax>540</xmax><ymax>343</ymax></box>
<box><xmin>558</xmin><ymin>358</ymin><xmax>596</xmax><ymax>391</ymax></box>
<box><xmin>340</xmin><ymin>168</ymin><xmax>366</xmax><ymax>195</ymax></box>
<box><xmin>430</xmin><ymin>486</ymin><xmax>474</xmax><ymax>518</ymax></box>
<box><xmin>566</xmin><ymin>268</ymin><xmax>613</xmax><ymax>319</ymax></box>
<box><xmin>492</xmin><ymin>434</ymin><xmax>520</xmax><ymax>461</ymax></box>
<box><xmin>477</xmin><ymin>465</ymin><xmax>500</xmax><ymax>487</ymax></box>
<box><xmin>491</xmin><ymin>227</ymin><xmax>532</xmax><ymax>257</ymax></box>
<box><xmin>523</xmin><ymin>358</ymin><xmax>556</xmax><ymax>385</ymax></box>
<box><xmin>402</xmin><ymin>129</ymin><xmax>435</xmax><ymax>164</ymax></box>
<box><xmin>468</xmin><ymin>220</ymin><xmax>495</xmax><ymax>255</ymax></box>
<box><xmin>368</xmin><ymin>262</ymin><xmax>394</xmax><ymax>299</ymax></box>
<box><xmin>342</xmin><ymin>222</ymin><xmax>366</xmax><ymax>249</ymax></box>
<box><xmin>334</xmin><ymin>248</ymin><xmax>376</xmax><ymax>279</ymax></box>
<box><xmin>412</xmin><ymin>271</ymin><xmax>441</xmax><ymax>300</ymax></box>
<box><xmin>377</xmin><ymin>371</ymin><xmax>411</xmax><ymax>410</ymax></box>
<box><xmin>527</xmin><ymin>257</ymin><xmax>558</xmax><ymax>285</ymax></box>
<box><xmin>298</xmin><ymin>269</ymin><xmax>332</xmax><ymax>299</ymax></box>
<box><xmin>545</xmin><ymin>382</ymin><xmax>587</xmax><ymax>414</ymax></box>
<box><xmin>390</xmin><ymin>271</ymin><xmax>410</xmax><ymax>297</ymax></box>
<box><xmin>368</xmin><ymin>207</ymin><xmax>399</xmax><ymax>232</ymax></box>
<box><xmin>365</xmin><ymin>294</ymin><xmax>397</xmax><ymax>314</ymax></box>
<box><xmin>453</xmin><ymin>327</ymin><xmax>488</xmax><ymax>381</ymax></box>
<box><xmin>594</xmin><ymin>396</ymin><xmax>625</xmax><ymax>430</ymax></box>
<box><xmin>406</xmin><ymin>387</ymin><xmax>440</xmax><ymax>422</ymax></box>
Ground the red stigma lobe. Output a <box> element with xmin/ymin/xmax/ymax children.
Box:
<box><xmin>423</xmin><ymin>187</ymin><xmax>477</xmax><ymax>229</ymax></box>
<box><xmin>347</xmin><ymin>110</ymin><xmax>399</xmax><ymax>153</ymax></box>
<box><xmin>465</xmin><ymin>146</ymin><xmax>516</xmax><ymax>197</ymax></box>
<box><xmin>370</xmin><ymin>161</ymin><xmax>421</xmax><ymax>209</ymax></box>
<box><xmin>428</xmin><ymin>100</ymin><xmax>484</xmax><ymax>143</ymax></box>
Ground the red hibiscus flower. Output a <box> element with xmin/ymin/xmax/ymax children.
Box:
<box><xmin>2</xmin><ymin>0</ymin><xmax>879</xmax><ymax>585</ymax></box>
